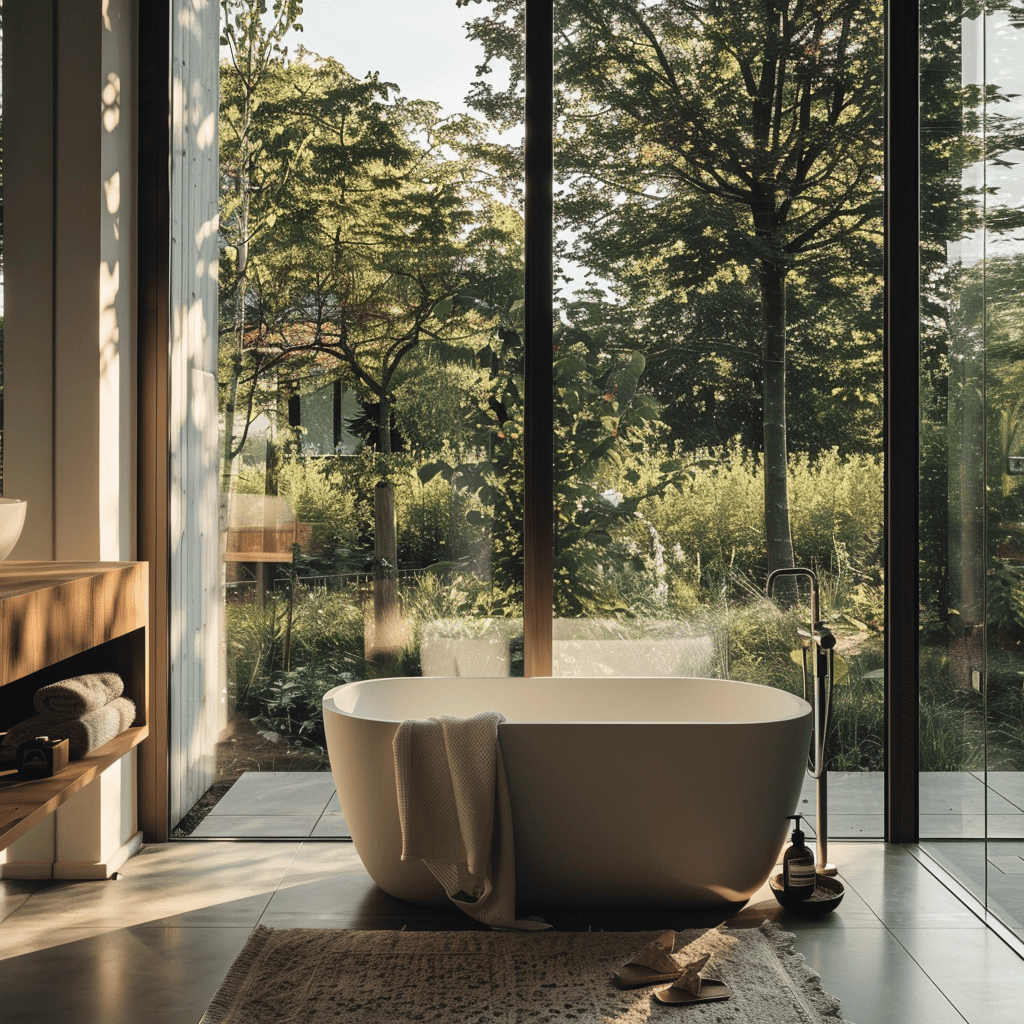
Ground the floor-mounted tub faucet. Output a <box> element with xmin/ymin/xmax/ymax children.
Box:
<box><xmin>766</xmin><ymin>566</ymin><xmax>838</xmax><ymax>876</ymax></box>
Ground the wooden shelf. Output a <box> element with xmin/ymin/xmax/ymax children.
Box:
<box><xmin>223</xmin><ymin>551</ymin><xmax>293</xmax><ymax>563</ymax></box>
<box><xmin>0</xmin><ymin>561</ymin><xmax>147</xmax><ymax>687</ymax></box>
<box><xmin>0</xmin><ymin>726</ymin><xmax>148</xmax><ymax>848</ymax></box>
<box><xmin>0</xmin><ymin>561</ymin><xmax>149</xmax><ymax>853</ymax></box>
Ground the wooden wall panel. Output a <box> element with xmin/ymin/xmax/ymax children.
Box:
<box><xmin>167</xmin><ymin>0</ymin><xmax>223</xmax><ymax>827</ymax></box>
<box><xmin>137</xmin><ymin>0</ymin><xmax>171</xmax><ymax>843</ymax></box>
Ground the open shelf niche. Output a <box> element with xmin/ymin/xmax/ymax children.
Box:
<box><xmin>0</xmin><ymin>562</ymin><xmax>148</xmax><ymax>870</ymax></box>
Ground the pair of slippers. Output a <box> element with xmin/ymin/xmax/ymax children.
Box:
<box><xmin>612</xmin><ymin>930</ymin><xmax>731</xmax><ymax>1005</ymax></box>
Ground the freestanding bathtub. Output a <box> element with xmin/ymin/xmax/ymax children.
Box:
<box><xmin>323</xmin><ymin>676</ymin><xmax>812</xmax><ymax>911</ymax></box>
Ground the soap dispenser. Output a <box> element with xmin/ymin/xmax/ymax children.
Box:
<box><xmin>783</xmin><ymin>814</ymin><xmax>816</xmax><ymax>899</ymax></box>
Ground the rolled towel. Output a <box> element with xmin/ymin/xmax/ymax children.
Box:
<box><xmin>2</xmin><ymin>697</ymin><xmax>136</xmax><ymax>759</ymax></box>
<box><xmin>33</xmin><ymin>672</ymin><xmax>124</xmax><ymax>716</ymax></box>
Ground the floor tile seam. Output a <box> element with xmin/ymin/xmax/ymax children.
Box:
<box><xmin>308</xmin><ymin>795</ymin><xmax>337</xmax><ymax>835</ymax></box>
<box><xmin>0</xmin><ymin>895</ymin><xmax>42</xmax><ymax>925</ymax></box>
<box><xmin>826</xmin><ymin>876</ymin><xmax>886</xmax><ymax>928</ymax></box>
<box><xmin>0</xmin><ymin>885</ymin><xmax>56</xmax><ymax>921</ymax></box>
<box><xmin>883</xmin><ymin>925</ymin><xmax>972</xmax><ymax>1024</ymax></box>
<box><xmin>254</xmin><ymin>841</ymin><xmax>319</xmax><ymax>925</ymax></box>
<box><xmin>831</xmin><ymin>872</ymin><xmax>986</xmax><ymax>928</ymax></box>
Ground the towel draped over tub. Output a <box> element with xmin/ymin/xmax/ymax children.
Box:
<box><xmin>393</xmin><ymin>711</ymin><xmax>549</xmax><ymax>931</ymax></box>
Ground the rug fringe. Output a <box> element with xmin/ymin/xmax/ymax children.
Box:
<box><xmin>758</xmin><ymin>920</ymin><xmax>846</xmax><ymax>1021</ymax></box>
<box><xmin>199</xmin><ymin>925</ymin><xmax>275</xmax><ymax>1024</ymax></box>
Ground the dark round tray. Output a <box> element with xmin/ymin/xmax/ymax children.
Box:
<box><xmin>769</xmin><ymin>872</ymin><xmax>845</xmax><ymax>915</ymax></box>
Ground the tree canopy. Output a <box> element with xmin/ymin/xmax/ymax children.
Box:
<box><xmin>462</xmin><ymin>0</ymin><xmax>886</xmax><ymax>579</ymax></box>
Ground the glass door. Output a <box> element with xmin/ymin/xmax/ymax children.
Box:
<box><xmin>977</xmin><ymin>6</ymin><xmax>1024</xmax><ymax>941</ymax></box>
<box><xmin>919</xmin><ymin>4</ymin><xmax>1024</xmax><ymax>940</ymax></box>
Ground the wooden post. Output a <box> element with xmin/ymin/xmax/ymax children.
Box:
<box><xmin>373</xmin><ymin>481</ymin><xmax>400</xmax><ymax>666</ymax></box>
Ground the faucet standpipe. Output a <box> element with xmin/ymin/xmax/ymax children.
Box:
<box><xmin>766</xmin><ymin>567</ymin><xmax>838</xmax><ymax>876</ymax></box>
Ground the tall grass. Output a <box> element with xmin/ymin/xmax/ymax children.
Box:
<box><xmin>643</xmin><ymin>447</ymin><xmax>883</xmax><ymax>600</ymax></box>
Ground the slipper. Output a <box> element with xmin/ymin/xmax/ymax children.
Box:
<box><xmin>612</xmin><ymin>930</ymin><xmax>681</xmax><ymax>989</ymax></box>
<box><xmin>652</xmin><ymin>953</ymin><xmax>730</xmax><ymax>1005</ymax></box>
<box><xmin>653</xmin><ymin>980</ymin><xmax>731</xmax><ymax>1005</ymax></box>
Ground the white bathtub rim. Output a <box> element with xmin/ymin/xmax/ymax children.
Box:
<box><xmin>322</xmin><ymin>675</ymin><xmax>811</xmax><ymax>727</ymax></box>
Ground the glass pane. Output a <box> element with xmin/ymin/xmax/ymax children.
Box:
<box><xmin>917</xmin><ymin>6</ymin><xmax>987</xmax><ymax>901</ymax></box>
<box><xmin>980</xmin><ymin>7</ymin><xmax>1024</xmax><ymax>940</ymax></box>
<box><xmin>174</xmin><ymin>1</ymin><xmax>524</xmax><ymax>836</ymax></box>
<box><xmin>547</xmin><ymin>1</ymin><xmax>885</xmax><ymax>839</ymax></box>
<box><xmin>918</xmin><ymin>7</ymin><xmax>1024</xmax><ymax>936</ymax></box>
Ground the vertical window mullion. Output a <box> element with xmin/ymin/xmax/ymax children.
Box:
<box><xmin>523</xmin><ymin>0</ymin><xmax>554</xmax><ymax>677</ymax></box>
<box><xmin>884</xmin><ymin>0</ymin><xmax>921</xmax><ymax>843</ymax></box>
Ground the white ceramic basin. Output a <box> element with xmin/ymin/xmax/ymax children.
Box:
<box><xmin>0</xmin><ymin>498</ymin><xmax>27</xmax><ymax>560</ymax></box>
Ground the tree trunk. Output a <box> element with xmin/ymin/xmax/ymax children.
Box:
<box><xmin>221</xmin><ymin>136</ymin><xmax>250</xmax><ymax>494</ymax></box>
<box><xmin>372</xmin><ymin>395</ymin><xmax>400</xmax><ymax>665</ymax></box>
<box><xmin>760</xmin><ymin>259</ymin><xmax>796</xmax><ymax>594</ymax></box>
<box><xmin>373</xmin><ymin>481</ymin><xmax>400</xmax><ymax>665</ymax></box>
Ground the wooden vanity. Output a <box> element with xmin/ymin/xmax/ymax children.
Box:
<box><xmin>0</xmin><ymin>562</ymin><xmax>148</xmax><ymax>853</ymax></box>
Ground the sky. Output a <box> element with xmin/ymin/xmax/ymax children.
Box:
<box><xmin>959</xmin><ymin>10</ymin><xmax>1024</xmax><ymax>264</ymax></box>
<box><xmin>279</xmin><ymin>4</ymin><xmax>1024</xmax><ymax>270</ymax></box>
<box><xmin>278</xmin><ymin>0</ymin><xmax>486</xmax><ymax>115</ymax></box>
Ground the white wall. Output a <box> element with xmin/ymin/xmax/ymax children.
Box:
<box><xmin>4</xmin><ymin>0</ymin><xmax>225</xmax><ymax>830</ymax></box>
<box><xmin>5</xmin><ymin>0</ymin><xmax>136</xmax><ymax>562</ymax></box>
<box><xmin>4</xmin><ymin>2</ymin><xmax>56</xmax><ymax>557</ymax></box>
<box><xmin>169</xmin><ymin>0</ymin><xmax>224</xmax><ymax>823</ymax></box>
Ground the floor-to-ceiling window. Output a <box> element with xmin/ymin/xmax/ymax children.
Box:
<box><xmin>919</xmin><ymin>3</ymin><xmax>1024</xmax><ymax>943</ymax></box>
<box><xmin>539</xmin><ymin>2</ymin><xmax>885</xmax><ymax>848</ymax></box>
<box><xmin>177</xmin><ymin>0</ymin><xmax>526</xmax><ymax>837</ymax></box>
<box><xmin>179</xmin><ymin>0</ymin><xmax>886</xmax><ymax>843</ymax></box>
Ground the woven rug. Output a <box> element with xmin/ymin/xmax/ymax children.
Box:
<box><xmin>201</xmin><ymin>920</ymin><xmax>849</xmax><ymax>1023</ymax></box>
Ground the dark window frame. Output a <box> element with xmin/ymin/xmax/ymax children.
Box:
<box><xmin>139</xmin><ymin>0</ymin><xmax>918</xmax><ymax>841</ymax></box>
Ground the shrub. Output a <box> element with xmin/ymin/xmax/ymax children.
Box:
<box><xmin>251</xmin><ymin>664</ymin><xmax>354</xmax><ymax>751</ymax></box>
<box><xmin>275</xmin><ymin>459</ymin><xmax>365</xmax><ymax>553</ymax></box>
<box><xmin>644</xmin><ymin>446</ymin><xmax>883</xmax><ymax>610</ymax></box>
<box><xmin>285</xmin><ymin>586</ymin><xmax>366</xmax><ymax>669</ymax></box>
<box><xmin>225</xmin><ymin>598</ymin><xmax>287</xmax><ymax>697</ymax></box>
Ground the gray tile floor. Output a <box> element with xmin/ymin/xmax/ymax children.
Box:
<box><xmin>191</xmin><ymin>768</ymin><xmax>1024</xmax><ymax>843</ymax></box>
<box><xmin>190</xmin><ymin>771</ymin><xmax>351</xmax><ymax>838</ymax></box>
<box><xmin>921</xmin><ymin>838</ymin><xmax>1024</xmax><ymax>943</ymax></box>
<box><xmin>795</xmin><ymin>770</ymin><xmax>1024</xmax><ymax>840</ymax></box>
<box><xmin>2</xmin><ymin>840</ymin><xmax>1024</xmax><ymax>1023</ymax></box>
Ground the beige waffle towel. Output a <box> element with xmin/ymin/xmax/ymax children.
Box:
<box><xmin>33</xmin><ymin>672</ymin><xmax>124</xmax><ymax>716</ymax></box>
<box><xmin>393</xmin><ymin>712</ymin><xmax>549</xmax><ymax>931</ymax></box>
<box><xmin>3</xmin><ymin>697</ymin><xmax>136</xmax><ymax>759</ymax></box>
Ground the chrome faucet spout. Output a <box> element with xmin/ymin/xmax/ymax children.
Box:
<box><xmin>766</xmin><ymin>566</ymin><xmax>820</xmax><ymax>628</ymax></box>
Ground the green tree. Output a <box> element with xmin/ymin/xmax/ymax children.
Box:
<box><xmin>423</xmin><ymin>281</ymin><xmax>687</xmax><ymax>617</ymax></box>
<box><xmin>463</xmin><ymin>0</ymin><xmax>885</xmax><ymax>586</ymax></box>
<box><xmin>219</xmin><ymin>46</ymin><xmax>521</xmax><ymax>657</ymax></box>
<box><xmin>219</xmin><ymin>0</ymin><xmax>304</xmax><ymax>492</ymax></box>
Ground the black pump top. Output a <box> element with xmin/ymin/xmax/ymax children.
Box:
<box><xmin>786</xmin><ymin>814</ymin><xmax>806</xmax><ymax>842</ymax></box>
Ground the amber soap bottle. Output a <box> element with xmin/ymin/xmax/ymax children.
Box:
<box><xmin>783</xmin><ymin>814</ymin><xmax>816</xmax><ymax>899</ymax></box>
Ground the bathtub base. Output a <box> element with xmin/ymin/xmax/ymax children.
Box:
<box><xmin>379</xmin><ymin>880</ymin><xmax>753</xmax><ymax>914</ymax></box>
<box><xmin>323</xmin><ymin>676</ymin><xmax>812</xmax><ymax>915</ymax></box>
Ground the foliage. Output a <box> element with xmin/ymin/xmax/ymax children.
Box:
<box><xmin>704</xmin><ymin>598</ymin><xmax>985</xmax><ymax>773</ymax></box>
<box><xmin>218</xmin><ymin>41</ymin><xmax>516</xmax><ymax>471</ymax></box>
<box><xmin>463</xmin><ymin>0</ymin><xmax>886</xmax><ymax>576</ymax></box>
<box><xmin>251</xmin><ymin>664</ymin><xmax>352</xmax><ymax>751</ymax></box>
<box><xmin>644</xmin><ymin>446</ymin><xmax>883</xmax><ymax>599</ymax></box>
<box><xmin>210</xmin><ymin>1</ymin><xmax>1024</xmax><ymax>783</ymax></box>
<box><xmin>422</xmin><ymin>300</ymin><xmax>689</xmax><ymax>616</ymax></box>
<box><xmin>225</xmin><ymin>598</ymin><xmax>288</xmax><ymax>697</ymax></box>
